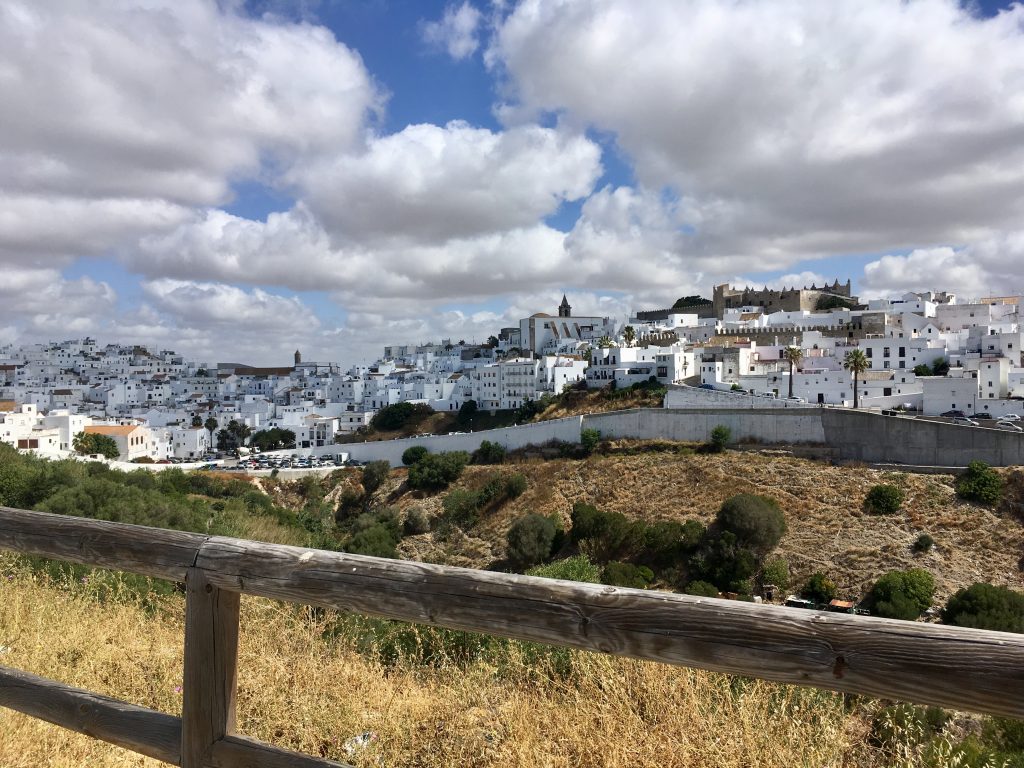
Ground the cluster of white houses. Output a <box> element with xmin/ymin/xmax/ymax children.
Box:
<box><xmin>2</xmin><ymin>286</ymin><xmax>1023</xmax><ymax>461</ymax></box>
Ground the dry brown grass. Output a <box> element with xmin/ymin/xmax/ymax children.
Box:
<box><xmin>0</xmin><ymin>557</ymin><xmax>884</xmax><ymax>768</ymax></box>
<box><xmin>393</xmin><ymin>450</ymin><xmax>1024</xmax><ymax>602</ymax></box>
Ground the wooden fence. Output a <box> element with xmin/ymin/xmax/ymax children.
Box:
<box><xmin>1</xmin><ymin>505</ymin><xmax>1022</xmax><ymax>767</ymax></box>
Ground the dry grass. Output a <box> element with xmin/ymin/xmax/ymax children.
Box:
<box><xmin>0</xmin><ymin>557</ymin><xmax>882</xmax><ymax>768</ymax></box>
<box><xmin>394</xmin><ymin>450</ymin><xmax>1024</xmax><ymax>602</ymax></box>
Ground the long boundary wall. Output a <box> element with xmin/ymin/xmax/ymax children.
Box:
<box><xmin>583</xmin><ymin>408</ymin><xmax>826</xmax><ymax>445</ymax></box>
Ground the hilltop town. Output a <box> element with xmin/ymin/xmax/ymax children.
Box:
<box><xmin>2</xmin><ymin>281</ymin><xmax>1023</xmax><ymax>462</ymax></box>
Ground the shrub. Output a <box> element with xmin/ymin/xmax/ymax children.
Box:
<box><xmin>442</xmin><ymin>488</ymin><xmax>482</xmax><ymax>529</ymax></box>
<box><xmin>802</xmin><ymin>572</ymin><xmax>837</xmax><ymax>604</ymax></box>
<box><xmin>456</xmin><ymin>399</ymin><xmax>478</xmax><ymax>426</ymax></box>
<box><xmin>942</xmin><ymin>583</ymin><xmax>1024</xmax><ymax>633</ymax></box>
<box><xmin>688</xmin><ymin>530</ymin><xmax>759</xmax><ymax>594</ymax></box>
<box><xmin>345</xmin><ymin>524</ymin><xmax>399</xmax><ymax>559</ymax></box>
<box><xmin>716</xmin><ymin>494</ymin><xmax>786</xmax><ymax>554</ymax></box>
<box><xmin>912</xmin><ymin>533</ymin><xmax>934</xmax><ymax>553</ymax></box>
<box><xmin>403</xmin><ymin>507</ymin><xmax>430</xmax><ymax>536</ymax></box>
<box><xmin>864</xmin><ymin>483</ymin><xmax>905</xmax><ymax>514</ymax></box>
<box><xmin>760</xmin><ymin>556</ymin><xmax>790</xmax><ymax>592</ymax></box>
<box><xmin>956</xmin><ymin>460</ymin><xmax>1004</xmax><ymax>506</ymax></box>
<box><xmin>528</xmin><ymin>555</ymin><xmax>601</xmax><ymax>584</ymax></box>
<box><xmin>641</xmin><ymin>520</ymin><xmax>704</xmax><ymax>568</ymax></box>
<box><xmin>871</xmin><ymin>703</ymin><xmax>949</xmax><ymax>749</ymax></box>
<box><xmin>580</xmin><ymin>428</ymin><xmax>601</xmax><ymax>455</ymax></box>
<box><xmin>505</xmin><ymin>472</ymin><xmax>527</xmax><ymax>499</ymax></box>
<box><xmin>361</xmin><ymin>460</ymin><xmax>391</xmax><ymax>496</ymax></box>
<box><xmin>506</xmin><ymin>514</ymin><xmax>557</xmax><ymax>568</ymax></box>
<box><xmin>709</xmin><ymin>424</ymin><xmax>731</xmax><ymax>452</ymax></box>
<box><xmin>601</xmin><ymin>561</ymin><xmax>654</xmax><ymax>589</ymax></box>
<box><xmin>472</xmin><ymin>440</ymin><xmax>506</xmax><ymax>465</ymax></box>
<box><xmin>406</xmin><ymin>451</ymin><xmax>469</xmax><ymax>492</ymax></box>
<box><xmin>401</xmin><ymin>446</ymin><xmax>428</xmax><ymax>466</ymax></box>
<box><xmin>685</xmin><ymin>580</ymin><xmax>720</xmax><ymax>598</ymax></box>
<box><xmin>568</xmin><ymin>503</ymin><xmax>640</xmax><ymax>562</ymax></box>
<box><xmin>867</xmin><ymin>569</ymin><xmax>935</xmax><ymax>621</ymax></box>
<box><xmin>370</xmin><ymin>402</ymin><xmax>431</xmax><ymax>431</ymax></box>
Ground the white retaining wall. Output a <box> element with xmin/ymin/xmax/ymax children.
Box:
<box><xmin>584</xmin><ymin>408</ymin><xmax>827</xmax><ymax>445</ymax></box>
<box><xmin>664</xmin><ymin>386</ymin><xmax>810</xmax><ymax>409</ymax></box>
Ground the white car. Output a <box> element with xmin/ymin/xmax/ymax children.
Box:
<box><xmin>996</xmin><ymin>420</ymin><xmax>1023</xmax><ymax>432</ymax></box>
<box><xmin>952</xmin><ymin>416</ymin><xmax>979</xmax><ymax>426</ymax></box>
<box><xmin>999</xmin><ymin>413</ymin><xmax>1021</xmax><ymax>421</ymax></box>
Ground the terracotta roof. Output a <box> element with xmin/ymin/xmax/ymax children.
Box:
<box><xmin>0</xmin><ymin>400</ymin><xmax>16</xmax><ymax>412</ymax></box>
<box><xmin>85</xmin><ymin>425</ymin><xmax>140</xmax><ymax>437</ymax></box>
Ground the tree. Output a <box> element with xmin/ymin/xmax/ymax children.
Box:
<box><xmin>931</xmin><ymin>357</ymin><xmax>950</xmax><ymax>376</ymax></box>
<box><xmin>843</xmin><ymin>349</ymin><xmax>870</xmax><ymax>408</ymax></box>
<box><xmin>190</xmin><ymin>415</ymin><xmax>203</xmax><ymax>428</ymax></box>
<box><xmin>580</xmin><ymin>428</ymin><xmax>601</xmax><ymax>455</ymax></box>
<box><xmin>760</xmin><ymin>556</ymin><xmax>790</xmax><ymax>592</ymax></box>
<box><xmin>250</xmin><ymin>428</ymin><xmax>295</xmax><ymax>451</ymax></box>
<box><xmin>401</xmin><ymin>446</ymin><xmax>429</xmax><ymax>466</ymax></box>
<box><xmin>601</xmin><ymin>561</ymin><xmax>653</xmax><ymax>589</ymax></box>
<box><xmin>506</xmin><ymin>514</ymin><xmax>557</xmax><ymax>568</ymax></box>
<box><xmin>622</xmin><ymin>326</ymin><xmax>636</xmax><ymax>348</ymax></box>
<box><xmin>72</xmin><ymin>431</ymin><xmax>120</xmax><ymax>459</ymax></box>
<box><xmin>204</xmin><ymin>416</ymin><xmax>218</xmax><ymax>447</ymax></box>
<box><xmin>371</xmin><ymin>402</ymin><xmax>417</xmax><ymax>431</ymax></box>
<box><xmin>912</xmin><ymin>364</ymin><xmax>933</xmax><ymax>377</ymax></box>
<box><xmin>406</xmin><ymin>451</ymin><xmax>469</xmax><ymax>492</ymax></box>
<box><xmin>457</xmin><ymin>399</ymin><xmax>478</xmax><ymax>427</ymax></box>
<box><xmin>708</xmin><ymin>424</ymin><xmax>731</xmax><ymax>453</ymax></box>
<box><xmin>802</xmin><ymin>572</ymin><xmax>837</xmax><ymax>604</ymax></box>
<box><xmin>195</xmin><ymin>368</ymin><xmax>208</xmax><ymax>377</ymax></box>
<box><xmin>672</xmin><ymin>295</ymin><xmax>712</xmax><ymax>309</ymax></box>
<box><xmin>864</xmin><ymin>484</ymin><xmax>905</xmax><ymax>514</ymax></box>
<box><xmin>216</xmin><ymin>420</ymin><xmax>251</xmax><ymax>452</ymax></box>
<box><xmin>783</xmin><ymin>346</ymin><xmax>803</xmax><ymax>399</ymax></box>
<box><xmin>942</xmin><ymin>583</ymin><xmax>1024</xmax><ymax>633</ymax></box>
<box><xmin>597</xmin><ymin>335</ymin><xmax>616</xmax><ymax>348</ymax></box>
<box><xmin>485</xmin><ymin>335</ymin><xmax>499</xmax><ymax>348</ymax></box>
<box><xmin>716</xmin><ymin>494</ymin><xmax>786</xmax><ymax>554</ymax></box>
<box><xmin>361</xmin><ymin>461</ymin><xmax>391</xmax><ymax>496</ymax></box>
<box><xmin>867</xmin><ymin>569</ymin><xmax>935</xmax><ymax>621</ymax></box>
<box><xmin>472</xmin><ymin>440</ymin><xmax>506</xmax><ymax>464</ymax></box>
<box><xmin>955</xmin><ymin>461</ymin><xmax>1003</xmax><ymax>506</ymax></box>
<box><xmin>685</xmin><ymin>580</ymin><xmax>720</xmax><ymax>597</ymax></box>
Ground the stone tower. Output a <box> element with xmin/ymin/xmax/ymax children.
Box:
<box><xmin>294</xmin><ymin>349</ymin><xmax>301</xmax><ymax>366</ymax></box>
<box><xmin>558</xmin><ymin>294</ymin><xmax>572</xmax><ymax>318</ymax></box>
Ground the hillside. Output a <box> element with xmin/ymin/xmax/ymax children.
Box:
<box><xmin>372</xmin><ymin>446</ymin><xmax>1024</xmax><ymax>605</ymax></box>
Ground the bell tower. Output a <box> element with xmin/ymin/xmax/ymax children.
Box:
<box><xmin>558</xmin><ymin>294</ymin><xmax>572</xmax><ymax>318</ymax></box>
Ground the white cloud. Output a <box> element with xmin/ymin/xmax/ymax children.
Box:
<box><xmin>0</xmin><ymin>0</ymin><xmax>380</xmax><ymax>263</ymax></box>
<box><xmin>861</xmin><ymin>233</ymin><xmax>1024</xmax><ymax>298</ymax></box>
<box><xmin>422</xmin><ymin>2</ymin><xmax>484</xmax><ymax>60</ymax></box>
<box><xmin>141</xmin><ymin>279</ymin><xmax>319</xmax><ymax>333</ymax></box>
<box><xmin>490</xmin><ymin>0</ymin><xmax>1024</xmax><ymax>266</ymax></box>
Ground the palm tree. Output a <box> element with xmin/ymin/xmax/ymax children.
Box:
<box><xmin>622</xmin><ymin>325</ymin><xmax>636</xmax><ymax>348</ymax></box>
<box><xmin>783</xmin><ymin>346</ymin><xmax>803</xmax><ymax>399</ymax></box>
<box><xmin>598</xmin><ymin>335</ymin><xmax>616</xmax><ymax>348</ymax></box>
<box><xmin>204</xmin><ymin>416</ymin><xmax>218</xmax><ymax>447</ymax></box>
<box><xmin>843</xmin><ymin>349</ymin><xmax>870</xmax><ymax>409</ymax></box>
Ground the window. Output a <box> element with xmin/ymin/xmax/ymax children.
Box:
<box><xmin>899</xmin><ymin>347</ymin><xmax>905</xmax><ymax>357</ymax></box>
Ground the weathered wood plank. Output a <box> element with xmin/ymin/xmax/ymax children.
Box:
<box><xmin>0</xmin><ymin>665</ymin><xmax>181</xmax><ymax>765</ymax></box>
<box><xmin>207</xmin><ymin>734</ymin><xmax>352</xmax><ymax>768</ymax></box>
<box><xmin>196</xmin><ymin>537</ymin><xmax>1024</xmax><ymax>719</ymax></box>
<box><xmin>0</xmin><ymin>506</ymin><xmax>206</xmax><ymax>582</ymax></box>
<box><xmin>182</xmin><ymin>568</ymin><xmax>240</xmax><ymax>768</ymax></box>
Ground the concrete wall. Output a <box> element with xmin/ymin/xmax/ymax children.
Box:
<box><xmin>822</xmin><ymin>409</ymin><xmax>1024</xmax><ymax>467</ymax></box>
<box><xmin>325</xmin><ymin>416</ymin><xmax>584</xmax><ymax>467</ymax></box>
<box><xmin>664</xmin><ymin>386</ymin><xmax>809</xmax><ymax>409</ymax></box>
<box><xmin>584</xmin><ymin>408</ymin><xmax>827</xmax><ymax>445</ymax></box>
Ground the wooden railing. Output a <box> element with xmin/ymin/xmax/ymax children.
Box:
<box><xmin>1</xmin><ymin>506</ymin><xmax>1022</xmax><ymax>767</ymax></box>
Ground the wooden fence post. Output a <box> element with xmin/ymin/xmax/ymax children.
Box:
<box><xmin>182</xmin><ymin>567</ymin><xmax>240</xmax><ymax>768</ymax></box>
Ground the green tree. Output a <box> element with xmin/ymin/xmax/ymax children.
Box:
<box><xmin>601</xmin><ymin>561</ymin><xmax>653</xmax><ymax>589</ymax></box>
<box><xmin>783</xmin><ymin>346</ymin><xmax>803</xmax><ymax>399</ymax></box>
<box><xmin>864</xmin><ymin>484</ymin><xmax>905</xmax><ymax>514</ymax></box>
<box><xmin>942</xmin><ymin>583</ymin><xmax>1024</xmax><ymax>633</ymax></box>
<box><xmin>401</xmin><ymin>445</ymin><xmax>429</xmax><ymax>466</ymax></box>
<box><xmin>867</xmin><ymin>569</ymin><xmax>935</xmax><ymax>621</ymax></box>
<box><xmin>371</xmin><ymin>402</ymin><xmax>419</xmax><ymax>431</ymax></box>
<box><xmin>843</xmin><ymin>349</ymin><xmax>870</xmax><ymax>409</ymax></box>
<box><xmin>472</xmin><ymin>440</ymin><xmax>506</xmax><ymax>464</ymax></box>
<box><xmin>912</xmin><ymin>364</ymin><xmax>933</xmax><ymax>377</ymax></box>
<box><xmin>802</xmin><ymin>572</ymin><xmax>837</xmax><ymax>604</ymax></box>
<box><xmin>406</xmin><ymin>451</ymin><xmax>469</xmax><ymax>492</ymax></box>
<box><xmin>204</xmin><ymin>416</ymin><xmax>218</xmax><ymax>447</ymax></box>
<box><xmin>190</xmin><ymin>414</ymin><xmax>203</xmax><ymax>428</ymax></box>
<box><xmin>72</xmin><ymin>431</ymin><xmax>120</xmax><ymax>459</ymax></box>
<box><xmin>361</xmin><ymin>460</ymin><xmax>391</xmax><ymax>496</ymax></box>
<box><xmin>622</xmin><ymin>325</ymin><xmax>636</xmax><ymax>347</ymax></box>
<box><xmin>708</xmin><ymin>424</ymin><xmax>731</xmax><ymax>453</ymax></box>
<box><xmin>580</xmin><ymin>428</ymin><xmax>601</xmax><ymax>455</ymax></box>
<box><xmin>597</xmin><ymin>335</ymin><xmax>616</xmax><ymax>348</ymax></box>
<box><xmin>931</xmin><ymin>357</ymin><xmax>950</xmax><ymax>376</ymax></box>
<box><xmin>716</xmin><ymin>494</ymin><xmax>786</xmax><ymax>554</ymax></box>
<box><xmin>955</xmin><ymin>461</ymin><xmax>1003</xmax><ymax>506</ymax></box>
<box><xmin>760</xmin><ymin>556</ymin><xmax>790</xmax><ymax>592</ymax></box>
<box><xmin>485</xmin><ymin>335</ymin><xmax>499</xmax><ymax>348</ymax></box>
<box><xmin>250</xmin><ymin>428</ymin><xmax>295</xmax><ymax>451</ymax></box>
<box><xmin>506</xmin><ymin>514</ymin><xmax>557</xmax><ymax>568</ymax></box>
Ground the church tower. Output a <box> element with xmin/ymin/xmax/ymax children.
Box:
<box><xmin>558</xmin><ymin>294</ymin><xmax>572</xmax><ymax>318</ymax></box>
<box><xmin>294</xmin><ymin>349</ymin><xmax>302</xmax><ymax>367</ymax></box>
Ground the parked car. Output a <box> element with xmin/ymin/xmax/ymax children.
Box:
<box><xmin>997</xmin><ymin>420</ymin><xmax>1023</xmax><ymax>432</ymax></box>
<box><xmin>952</xmin><ymin>416</ymin><xmax>979</xmax><ymax>426</ymax></box>
<box><xmin>699</xmin><ymin>383</ymin><xmax>716</xmax><ymax>390</ymax></box>
<box><xmin>970</xmin><ymin>413</ymin><xmax>994</xmax><ymax>420</ymax></box>
<box><xmin>940</xmin><ymin>410</ymin><xmax>967</xmax><ymax>418</ymax></box>
<box><xmin>999</xmin><ymin>413</ymin><xmax>1021</xmax><ymax>421</ymax></box>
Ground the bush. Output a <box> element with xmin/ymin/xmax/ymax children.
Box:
<box><xmin>528</xmin><ymin>555</ymin><xmax>601</xmax><ymax>583</ymax></box>
<box><xmin>345</xmin><ymin>524</ymin><xmax>399</xmax><ymax>558</ymax></box>
<box><xmin>685</xmin><ymin>580</ymin><xmax>720</xmax><ymax>598</ymax></box>
<box><xmin>371</xmin><ymin>402</ymin><xmax>432</xmax><ymax>431</ymax></box>
<box><xmin>407</xmin><ymin>451</ymin><xmax>469</xmax><ymax>492</ymax></box>
<box><xmin>942</xmin><ymin>583</ymin><xmax>1024</xmax><ymax>633</ymax></box>
<box><xmin>709</xmin><ymin>424</ymin><xmax>731</xmax><ymax>453</ymax></box>
<box><xmin>401</xmin><ymin>446</ymin><xmax>428</xmax><ymax>466</ymax></box>
<box><xmin>688</xmin><ymin>530</ymin><xmax>758</xmax><ymax>594</ymax></box>
<box><xmin>442</xmin><ymin>488</ymin><xmax>482</xmax><ymax>529</ymax></box>
<box><xmin>580</xmin><ymin>428</ymin><xmax>601</xmax><ymax>455</ymax></box>
<box><xmin>912</xmin><ymin>533</ymin><xmax>934</xmax><ymax>553</ymax></box>
<box><xmin>864</xmin><ymin>483</ymin><xmax>905</xmax><ymax>514</ymax></box>
<box><xmin>457</xmin><ymin>399</ymin><xmax>478</xmax><ymax>426</ymax></box>
<box><xmin>361</xmin><ymin>460</ymin><xmax>391</xmax><ymax>496</ymax></box>
<box><xmin>867</xmin><ymin>569</ymin><xmax>935</xmax><ymax>621</ymax></box>
<box><xmin>506</xmin><ymin>514</ymin><xmax>557</xmax><ymax>568</ymax></box>
<box><xmin>505</xmin><ymin>472</ymin><xmax>527</xmax><ymax>499</ymax></box>
<box><xmin>641</xmin><ymin>520</ymin><xmax>704</xmax><ymax>568</ymax></box>
<box><xmin>956</xmin><ymin>460</ymin><xmax>1004</xmax><ymax>506</ymax></box>
<box><xmin>472</xmin><ymin>440</ymin><xmax>506</xmax><ymax>465</ymax></box>
<box><xmin>760</xmin><ymin>556</ymin><xmax>790</xmax><ymax>592</ymax></box>
<box><xmin>403</xmin><ymin>507</ymin><xmax>430</xmax><ymax>536</ymax></box>
<box><xmin>568</xmin><ymin>503</ymin><xmax>640</xmax><ymax>562</ymax></box>
<box><xmin>716</xmin><ymin>494</ymin><xmax>786</xmax><ymax>554</ymax></box>
<box><xmin>802</xmin><ymin>572</ymin><xmax>837</xmax><ymax>604</ymax></box>
<box><xmin>601</xmin><ymin>561</ymin><xmax>654</xmax><ymax>589</ymax></box>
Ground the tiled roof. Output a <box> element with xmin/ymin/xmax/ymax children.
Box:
<box><xmin>85</xmin><ymin>424</ymin><xmax>140</xmax><ymax>437</ymax></box>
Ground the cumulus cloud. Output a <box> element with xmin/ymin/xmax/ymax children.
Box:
<box><xmin>490</xmin><ymin>0</ymin><xmax>1024</xmax><ymax>265</ymax></box>
<box><xmin>421</xmin><ymin>2</ymin><xmax>484</xmax><ymax>60</ymax></box>
<box><xmin>141</xmin><ymin>279</ymin><xmax>319</xmax><ymax>333</ymax></box>
<box><xmin>0</xmin><ymin>0</ymin><xmax>380</xmax><ymax>263</ymax></box>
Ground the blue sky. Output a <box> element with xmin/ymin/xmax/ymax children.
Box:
<box><xmin>3</xmin><ymin>0</ymin><xmax>1024</xmax><ymax>365</ymax></box>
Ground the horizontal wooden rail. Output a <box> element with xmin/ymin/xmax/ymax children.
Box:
<box><xmin>1</xmin><ymin>506</ymin><xmax>1023</xmax><ymax>767</ymax></box>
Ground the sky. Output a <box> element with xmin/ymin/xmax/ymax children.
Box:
<box><xmin>2</xmin><ymin>0</ymin><xmax>1024</xmax><ymax>366</ymax></box>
